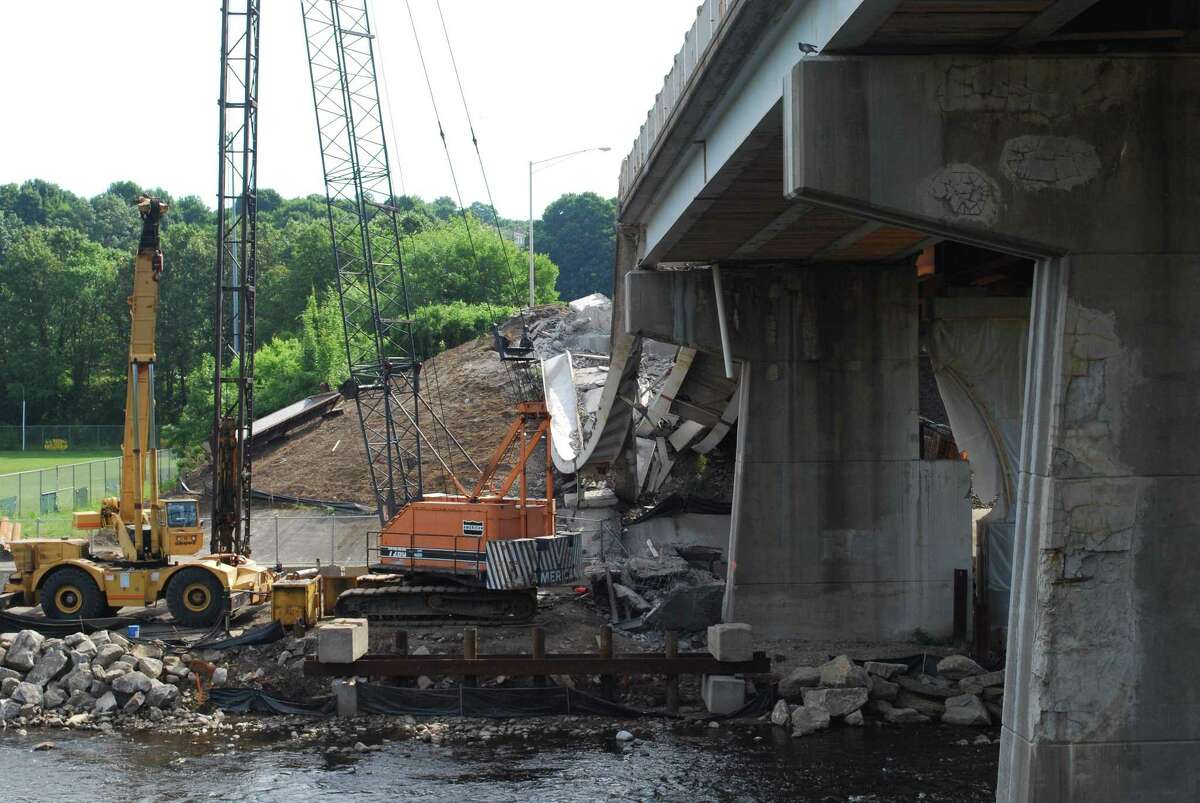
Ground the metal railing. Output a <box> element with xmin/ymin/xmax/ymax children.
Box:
<box><xmin>618</xmin><ymin>0</ymin><xmax>736</xmax><ymax>201</ymax></box>
<box><xmin>0</xmin><ymin>449</ymin><xmax>177</xmax><ymax>528</ymax></box>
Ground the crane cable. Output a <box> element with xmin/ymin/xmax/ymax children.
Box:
<box><xmin>369</xmin><ymin>0</ymin><xmax>456</xmax><ymax>493</ymax></box>
<box><xmin>434</xmin><ymin>0</ymin><xmax>537</xmax><ymax>405</ymax></box>
<box><xmin>434</xmin><ymin>0</ymin><xmax>527</xmax><ymax>310</ymax></box>
<box><xmin>403</xmin><ymin>0</ymin><xmax>533</xmax><ymax>405</ymax></box>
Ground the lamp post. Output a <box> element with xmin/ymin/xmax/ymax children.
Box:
<box><xmin>528</xmin><ymin>146</ymin><xmax>610</xmax><ymax>308</ymax></box>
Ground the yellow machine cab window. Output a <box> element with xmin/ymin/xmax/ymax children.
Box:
<box><xmin>165</xmin><ymin>500</ymin><xmax>200</xmax><ymax>528</ymax></box>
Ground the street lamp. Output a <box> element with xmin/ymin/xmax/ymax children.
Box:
<box><xmin>528</xmin><ymin>146</ymin><xmax>610</xmax><ymax>308</ymax></box>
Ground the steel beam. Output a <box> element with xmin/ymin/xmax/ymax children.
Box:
<box><xmin>303</xmin><ymin>650</ymin><xmax>771</xmax><ymax>678</ymax></box>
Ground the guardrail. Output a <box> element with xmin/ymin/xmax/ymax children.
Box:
<box><xmin>618</xmin><ymin>0</ymin><xmax>737</xmax><ymax>202</ymax></box>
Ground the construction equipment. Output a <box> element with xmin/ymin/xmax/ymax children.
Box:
<box><xmin>301</xmin><ymin>1</ymin><xmax>578</xmax><ymax>621</ymax></box>
<box><xmin>3</xmin><ymin>198</ymin><xmax>273</xmax><ymax>627</ymax></box>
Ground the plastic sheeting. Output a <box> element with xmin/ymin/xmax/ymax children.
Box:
<box><xmin>192</xmin><ymin>621</ymin><xmax>286</xmax><ymax>651</ymax></box>
<box><xmin>210</xmin><ymin>687</ymin><xmax>334</xmax><ymax>716</ymax></box>
<box><xmin>929</xmin><ymin>300</ymin><xmax>1029</xmax><ymax>628</ymax></box>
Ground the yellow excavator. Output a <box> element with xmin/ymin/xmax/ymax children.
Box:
<box><xmin>3</xmin><ymin>197</ymin><xmax>273</xmax><ymax>627</ymax></box>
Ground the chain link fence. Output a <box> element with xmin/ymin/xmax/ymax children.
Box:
<box><xmin>0</xmin><ymin>425</ymin><xmax>134</xmax><ymax>451</ymax></box>
<box><xmin>0</xmin><ymin>449</ymin><xmax>177</xmax><ymax>531</ymax></box>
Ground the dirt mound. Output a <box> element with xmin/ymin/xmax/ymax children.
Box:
<box><xmin>252</xmin><ymin>330</ymin><xmax>547</xmax><ymax>506</ymax></box>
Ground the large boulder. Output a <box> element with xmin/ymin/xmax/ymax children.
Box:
<box><xmin>802</xmin><ymin>687</ymin><xmax>869</xmax><ymax>718</ymax></box>
<box><xmin>93</xmin><ymin>644</ymin><xmax>124</xmax><ymax>669</ymax></box>
<box><xmin>864</xmin><ymin>661</ymin><xmax>908</xmax><ymax>679</ymax></box>
<box><xmin>0</xmin><ymin>677</ymin><xmax>19</xmax><ymax>698</ymax></box>
<box><xmin>937</xmin><ymin>655</ymin><xmax>986</xmax><ymax>680</ymax></box>
<box><xmin>770</xmin><ymin>699</ymin><xmax>791</xmax><ymax>726</ymax></box>
<box><xmin>146</xmin><ymin>681</ymin><xmax>179</xmax><ymax>709</ymax></box>
<box><xmin>896</xmin><ymin>675</ymin><xmax>958</xmax><ymax>699</ymax></box>
<box><xmin>112</xmin><ymin>671</ymin><xmax>152</xmax><ymax>696</ymax></box>
<box><xmin>122</xmin><ymin>692</ymin><xmax>145</xmax><ymax>714</ymax></box>
<box><xmin>778</xmin><ymin>666</ymin><xmax>821</xmax><ymax>701</ymax></box>
<box><xmin>131</xmin><ymin>643</ymin><xmax>164</xmax><ymax>661</ymax></box>
<box><xmin>819</xmin><ymin>655</ymin><xmax>868</xmax><ymax>688</ymax></box>
<box><xmin>65</xmin><ymin>691</ymin><xmax>95</xmax><ymax>711</ymax></box>
<box><xmin>12</xmin><ymin>681</ymin><xmax>43</xmax><ymax>707</ymax></box>
<box><xmin>4</xmin><ymin>630</ymin><xmax>45</xmax><ymax>672</ymax></box>
<box><xmin>64</xmin><ymin>668</ymin><xmax>93</xmax><ymax>695</ymax></box>
<box><xmin>93</xmin><ymin>691</ymin><xmax>118</xmax><ymax>715</ymax></box>
<box><xmin>26</xmin><ymin>648</ymin><xmax>70</xmax><ymax>688</ymax></box>
<box><xmin>790</xmin><ymin>704</ymin><xmax>831</xmax><ymax>737</ymax></box>
<box><xmin>643</xmin><ymin>583</ymin><xmax>725</xmax><ymax>632</ymax></box>
<box><xmin>896</xmin><ymin>689</ymin><xmax>946</xmax><ymax>719</ymax></box>
<box><xmin>90</xmin><ymin>630</ymin><xmax>111</xmax><ymax>646</ymax></box>
<box><xmin>942</xmin><ymin>693</ymin><xmax>991</xmax><ymax>726</ymax></box>
<box><xmin>958</xmin><ymin>670</ymin><xmax>1005</xmax><ymax>695</ymax></box>
<box><xmin>43</xmin><ymin>687</ymin><xmax>67</xmax><ymax>709</ymax></box>
<box><xmin>868</xmin><ymin>675</ymin><xmax>899</xmax><ymax>701</ymax></box>
<box><xmin>0</xmin><ymin>699</ymin><xmax>20</xmax><ymax>721</ymax></box>
<box><xmin>882</xmin><ymin>703</ymin><xmax>930</xmax><ymax>724</ymax></box>
<box><xmin>65</xmin><ymin>634</ymin><xmax>97</xmax><ymax>657</ymax></box>
<box><xmin>136</xmin><ymin>657</ymin><xmax>164</xmax><ymax>680</ymax></box>
<box><xmin>0</xmin><ymin>667</ymin><xmax>21</xmax><ymax>683</ymax></box>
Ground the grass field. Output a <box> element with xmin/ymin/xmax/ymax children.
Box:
<box><xmin>0</xmin><ymin>449</ymin><xmax>177</xmax><ymax>539</ymax></box>
<box><xmin>0</xmin><ymin>449</ymin><xmax>119</xmax><ymax>476</ymax></box>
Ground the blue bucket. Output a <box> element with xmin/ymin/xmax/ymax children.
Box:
<box><xmin>127</xmin><ymin>624</ymin><xmax>141</xmax><ymax>639</ymax></box>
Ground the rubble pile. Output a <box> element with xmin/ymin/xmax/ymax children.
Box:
<box><xmin>771</xmin><ymin>653</ymin><xmax>1003</xmax><ymax>736</ymax></box>
<box><xmin>586</xmin><ymin>550</ymin><xmax>726</xmax><ymax>634</ymax></box>
<box><xmin>0</xmin><ymin>626</ymin><xmax>326</xmax><ymax>732</ymax></box>
<box><xmin>0</xmin><ymin>629</ymin><xmax>189</xmax><ymax>727</ymax></box>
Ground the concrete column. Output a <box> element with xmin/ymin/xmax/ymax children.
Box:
<box><xmin>626</xmin><ymin>263</ymin><xmax>970</xmax><ymax>641</ymax></box>
<box><xmin>717</xmin><ymin>263</ymin><xmax>968</xmax><ymax>639</ymax></box>
<box><xmin>998</xmin><ymin>255</ymin><xmax>1200</xmax><ymax>802</ymax></box>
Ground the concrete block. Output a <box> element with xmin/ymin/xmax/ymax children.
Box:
<box><xmin>707</xmin><ymin>623</ymin><xmax>753</xmax><ymax>663</ymax></box>
<box><xmin>317</xmin><ymin>618</ymin><xmax>368</xmax><ymax>664</ymax></box>
<box><xmin>701</xmin><ymin>674</ymin><xmax>745</xmax><ymax>715</ymax></box>
<box><xmin>333</xmin><ymin>679</ymin><xmax>358</xmax><ymax>718</ymax></box>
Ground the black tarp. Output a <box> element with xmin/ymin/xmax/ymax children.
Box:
<box><xmin>358</xmin><ymin>683</ymin><xmax>654</xmax><ymax>719</ymax></box>
<box><xmin>0</xmin><ymin>609</ymin><xmax>141</xmax><ymax>637</ymax></box>
<box><xmin>210</xmin><ymin>687</ymin><xmax>334</xmax><ymax>716</ymax></box>
<box><xmin>192</xmin><ymin>621</ymin><xmax>286</xmax><ymax>651</ymax></box>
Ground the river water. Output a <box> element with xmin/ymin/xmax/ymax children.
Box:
<box><xmin>0</xmin><ymin>720</ymin><xmax>998</xmax><ymax>802</ymax></box>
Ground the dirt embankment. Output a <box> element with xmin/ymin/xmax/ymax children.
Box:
<box><xmin>251</xmin><ymin>333</ymin><xmax>547</xmax><ymax>505</ymax></box>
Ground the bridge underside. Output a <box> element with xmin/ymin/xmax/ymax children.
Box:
<box><xmin>619</xmin><ymin>42</ymin><xmax>1200</xmax><ymax>802</ymax></box>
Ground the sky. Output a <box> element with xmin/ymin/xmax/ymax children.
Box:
<box><xmin>0</xmin><ymin>0</ymin><xmax>699</xmax><ymax>221</ymax></box>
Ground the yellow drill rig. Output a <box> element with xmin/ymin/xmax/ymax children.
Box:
<box><xmin>3</xmin><ymin>197</ymin><xmax>272</xmax><ymax>627</ymax></box>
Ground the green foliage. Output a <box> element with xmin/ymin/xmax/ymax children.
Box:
<box><xmin>0</xmin><ymin>178</ymin><xmax>599</xmax><ymax>454</ymax></box>
<box><xmin>535</xmin><ymin>192</ymin><xmax>616</xmax><ymax>300</ymax></box>
<box><xmin>402</xmin><ymin>213</ymin><xmax>557</xmax><ymax>308</ymax></box>
<box><xmin>411</xmin><ymin>301</ymin><xmax>518</xmax><ymax>359</ymax></box>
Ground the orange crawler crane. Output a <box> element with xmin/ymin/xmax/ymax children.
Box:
<box><xmin>335</xmin><ymin>396</ymin><xmax>577</xmax><ymax>621</ymax></box>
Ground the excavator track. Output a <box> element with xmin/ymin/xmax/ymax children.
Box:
<box><xmin>334</xmin><ymin>584</ymin><xmax>537</xmax><ymax>622</ymax></box>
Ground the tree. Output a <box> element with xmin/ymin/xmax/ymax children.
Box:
<box><xmin>535</xmin><ymin>192</ymin><xmax>616</xmax><ymax>301</ymax></box>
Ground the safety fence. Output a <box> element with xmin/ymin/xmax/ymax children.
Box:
<box><xmin>247</xmin><ymin>514</ymin><xmax>377</xmax><ymax>567</ymax></box>
<box><xmin>0</xmin><ymin>449</ymin><xmax>177</xmax><ymax>529</ymax></box>
<box><xmin>0</xmin><ymin>425</ymin><xmax>139</xmax><ymax>451</ymax></box>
